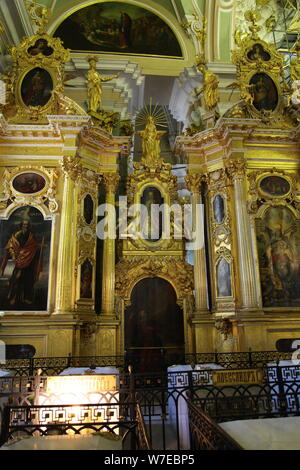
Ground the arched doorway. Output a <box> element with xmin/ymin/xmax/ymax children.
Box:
<box><xmin>124</xmin><ymin>277</ymin><xmax>185</xmax><ymax>372</ymax></box>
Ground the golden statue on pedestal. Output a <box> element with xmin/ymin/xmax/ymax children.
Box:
<box><xmin>138</xmin><ymin>116</ymin><xmax>165</xmax><ymax>167</ymax></box>
<box><xmin>87</xmin><ymin>57</ymin><xmax>119</xmax><ymax>113</ymax></box>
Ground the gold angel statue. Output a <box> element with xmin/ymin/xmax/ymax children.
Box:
<box><xmin>196</xmin><ymin>62</ymin><xmax>220</xmax><ymax>111</ymax></box>
<box><xmin>87</xmin><ymin>57</ymin><xmax>119</xmax><ymax>113</ymax></box>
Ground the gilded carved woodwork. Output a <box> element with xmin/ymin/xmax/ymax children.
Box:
<box><xmin>247</xmin><ymin>168</ymin><xmax>300</xmax><ymax>214</ymax></box>
<box><xmin>0</xmin><ymin>166</ymin><xmax>59</xmax><ymax>214</ymax></box>
<box><xmin>115</xmin><ymin>256</ymin><xmax>194</xmax><ymax>302</ymax></box>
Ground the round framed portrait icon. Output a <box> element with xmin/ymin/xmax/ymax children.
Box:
<box><xmin>21</xmin><ymin>67</ymin><xmax>53</xmax><ymax>108</ymax></box>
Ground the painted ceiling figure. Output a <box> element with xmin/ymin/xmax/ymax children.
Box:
<box><xmin>87</xmin><ymin>57</ymin><xmax>119</xmax><ymax>113</ymax></box>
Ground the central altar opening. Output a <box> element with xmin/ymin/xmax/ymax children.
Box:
<box><xmin>124</xmin><ymin>277</ymin><xmax>185</xmax><ymax>372</ymax></box>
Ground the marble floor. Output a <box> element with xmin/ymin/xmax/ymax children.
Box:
<box><xmin>219</xmin><ymin>417</ymin><xmax>300</xmax><ymax>450</ymax></box>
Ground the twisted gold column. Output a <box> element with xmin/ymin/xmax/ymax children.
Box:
<box><xmin>101</xmin><ymin>173</ymin><xmax>120</xmax><ymax>315</ymax></box>
<box><xmin>186</xmin><ymin>174</ymin><xmax>209</xmax><ymax>313</ymax></box>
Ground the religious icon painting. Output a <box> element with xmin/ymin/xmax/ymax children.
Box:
<box><xmin>83</xmin><ymin>194</ymin><xmax>94</xmax><ymax>225</ymax></box>
<box><xmin>27</xmin><ymin>39</ymin><xmax>54</xmax><ymax>57</ymax></box>
<box><xmin>54</xmin><ymin>2</ymin><xmax>183</xmax><ymax>57</ymax></box>
<box><xmin>12</xmin><ymin>172</ymin><xmax>46</xmax><ymax>195</ymax></box>
<box><xmin>249</xmin><ymin>73</ymin><xmax>278</xmax><ymax>112</ymax></box>
<box><xmin>259</xmin><ymin>175</ymin><xmax>290</xmax><ymax>198</ymax></box>
<box><xmin>140</xmin><ymin>186</ymin><xmax>164</xmax><ymax>242</ymax></box>
<box><xmin>0</xmin><ymin>206</ymin><xmax>52</xmax><ymax>311</ymax></box>
<box><xmin>213</xmin><ymin>195</ymin><xmax>225</xmax><ymax>224</ymax></box>
<box><xmin>247</xmin><ymin>44</ymin><xmax>270</xmax><ymax>62</ymax></box>
<box><xmin>21</xmin><ymin>67</ymin><xmax>53</xmax><ymax>107</ymax></box>
<box><xmin>80</xmin><ymin>259</ymin><xmax>93</xmax><ymax>299</ymax></box>
<box><xmin>216</xmin><ymin>258</ymin><xmax>232</xmax><ymax>298</ymax></box>
<box><xmin>256</xmin><ymin>206</ymin><xmax>300</xmax><ymax>307</ymax></box>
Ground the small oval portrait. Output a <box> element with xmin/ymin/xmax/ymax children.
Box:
<box><xmin>260</xmin><ymin>175</ymin><xmax>290</xmax><ymax>197</ymax></box>
<box><xmin>249</xmin><ymin>73</ymin><xmax>278</xmax><ymax>112</ymax></box>
<box><xmin>12</xmin><ymin>172</ymin><xmax>46</xmax><ymax>194</ymax></box>
<box><xmin>21</xmin><ymin>67</ymin><xmax>53</xmax><ymax>107</ymax></box>
<box><xmin>213</xmin><ymin>195</ymin><xmax>225</xmax><ymax>224</ymax></box>
<box><xmin>84</xmin><ymin>194</ymin><xmax>94</xmax><ymax>225</ymax></box>
<box><xmin>247</xmin><ymin>44</ymin><xmax>270</xmax><ymax>62</ymax></box>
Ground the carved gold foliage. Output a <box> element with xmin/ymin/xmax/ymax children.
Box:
<box><xmin>225</xmin><ymin>159</ymin><xmax>247</xmax><ymax>179</ymax></box>
<box><xmin>115</xmin><ymin>257</ymin><xmax>194</xmax><ymax>300</ymax></box>
<box><xmin>216</xmin><ymin>246</ymin><xmax>232</xmax><ymax>263</ymax></box>
<box><xmin>61</xmin><ymin>155</ymin><xmax>82</xmax><ymax>181</ymax></box>
<box><xmin>185</xmin><ymin>174</ymin><xmax>202</xmax><ymax>193</ymax></box>
<box><xmin>247</xmin><ymin>168</ymin><xmax>299</xmax><ymax>214</ymax></box>
<box><xmin>103</xmin><ymin>173</ymin><xmax>120</xmax><ymax>193</ymax></box>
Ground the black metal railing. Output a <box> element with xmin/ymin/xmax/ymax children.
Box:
<box><xmin>1</xmin><ymin>361</ymin><xmax>300</xmax><ymax>450</ymax></box>
<box><xmin>0</xmin><ymin>402</ymin><xmax>150</xmax><ymax>450</ymax></box>
<box><xmin>187</xmin><ymin>401</ymin><xmax>243</xmax><ymax>450</ymax></box>
<box><xmin>1</xmin><ymin>349</ymin><xmax>295</xmax><ymax>376</ymax></box>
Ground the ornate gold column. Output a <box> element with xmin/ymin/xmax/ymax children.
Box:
<box><xmin>55</xmin><ymin>156</ymin><xmax>81</xmax><ymax>313</ymax></box>
<box><xmin>186</xmin><ymin>174</ymin><xmax>209</xmax><ymax>313</ymax></box>
<box><xmin>227</xmin><ymin>160</ymin><xmax>258</xmax><ymax>310</ymax></box>
<box><xmin>101</xmin><ymin>173</ymin><xmax>120</xmax><ymax>315</ymax></box>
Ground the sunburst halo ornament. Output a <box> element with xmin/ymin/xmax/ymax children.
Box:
<box><xmin>135</xmin><ymin>99</ymin><xmax>168</xmax><ymax>129</ymax></box>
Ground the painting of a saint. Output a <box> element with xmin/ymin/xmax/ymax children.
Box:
<box><xmin>249</xmin><ymin>73</ymin><xmax>278</xmax><ymax>111</ymax></box>
<box><xmin>141</xmin><ymin>186</ymin><xmax>164</xmax><ymax>241</ymax></box>
<box><xmin>0</xmin><ymin>206</ymin><xmax>51</xmax><ymax>311</ymax></box>
<box><xmin>247</xmin><ymin>44</ymin><xmax>270</xmax><ymax>62</ymax></box>
<box><xmin>260</xmin><ymin>176</ymin><xmax>290</xmax><ymax>197</ymax></box>
<box><xmin>256</xmin><ymin>207</ymin><xmax>300</xmax><ymax>307</ymax></box>
<box><xmin>12</xmin><ymin>173</ymin><xmax>46</xmax><ymax>194</ymax></box>
<box><xmin>28</xmin><ymin>39</ymin><xmax>53</xmax><ymax>57</ymax></box>
<box><xmin>80</xmin><ymin>260</ymin><xmax>93</xmax><ymax>299</ymax></box>
<box><xmin>84</xmin><ymin>195</ymin><xmax>94</xmax><ymax>225</ymax></box>
<box><xmin>54</xmin><ymin>2</ymin><xmax>182</xmax><ymax>57</ymax></box>
<box><xmin>213</xmin><ymin>195</ymin><xmax>225</xmax><ymax>224</ymax></box>
<box><xmin>217</xmin><ymin>259</ymin><xmax>232</xmax><ymax>297</ymax></box>
<box><xmin>21</xmin><ymin>67</ymin><xmax>53</xmax><ymax>107</ymax></box>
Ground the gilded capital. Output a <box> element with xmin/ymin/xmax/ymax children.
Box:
<box><xmin>226</xmin><ymin>160</ymin><xmax>246</xmax><ymax>180</ymax></box>
<box><xmin>60</xmin><ymin>155</ymin><xmax>82</xmax><ymax>181</ymax></box>
<box><xmin>103</xmin><ymin>173</ymin><xmax>120</xmax><ymax>193</ymax></box>
<box><xmin>185</xmin><ymin>174</ymin><xmax>202</xmax><ymax>193</ymax></box>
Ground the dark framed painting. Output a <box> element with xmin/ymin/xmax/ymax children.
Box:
<box><xmin>247</xmin><ymin>44</ymin><xmax>270</xmax><ymax>62</ymax></box>
<box><xmin>256</xmin><ymin>206</ymin><xmax>300</xmax><ymax>307</ymax></box>
<box><xmin>54</xmin><ymin>2</ymin><xmax>182</xmax><ymax>57</ymax></box>
<box><xmin>21</xmin><ymin>67</ymin><xmax>53</xmax><ymax>107</ymax></box>
<box><xmin>213</xmin><ymin>195</ymin><xmax>225</xmax><ymax>224</ymax></box>
<box><xmin>0</xmin><ymin>206</ymin><xmax>52</xmax><ymax>311</ymax></box>
<box><xmin>28</xmin><ymin>39</ymin><xmax>54</xmax><ymax>57</ymax></box>
<box><xmin>141</xmin><ymin>186</ymin><xmax>164</xmax><ymax>241</ymax></box>
<box><xmin>12</xmin><ymin>173</ymin><xmax>46</xmax><ymax>194</ymax></box>
<box><xmin>216</xmin><ymin>258</ymin><xmax>232</xmax><ymax>298</ymax></box>
<box><xmin>249</xmin><ymin>73</ymin><xmax>278</xmax><ymax>112</ymax></box>
<box><xmin>80</xmin><ymin>259</ymin><xmax>93</xmax><ymax>299</ymax></box>
<box><xmin>84</xmin><ymin>195</ymin><xmax>94</xmax><ymax>225</ymax></box>
<box><xmin>259</xmin><ymin>175</ymin><xmax>290</xmax><ymax>197</ymax></box>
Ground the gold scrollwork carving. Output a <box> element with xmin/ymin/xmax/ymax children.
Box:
<box><xmin>115</xmin><ymin>257</ymin><xmax>194</xmax><ymax>301</ymax></box>
<box><xmin>0</xmin><ymin>166</ymin><xmax>58</xmax><ymax>213</ymax></box>
<box><xmin>60</xmin><ymin>155</ymin><xmax>82</xmax><ymax>181</ymax></box>
<box><xmin>247</xmin><ymin>168</ymin><xmax>299</xmax><ymax>214</ymax></box>
<box><xmin>103</xmin><ymin>173</ymin><xmax>120</xmax><ymax>193</ymax></box>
